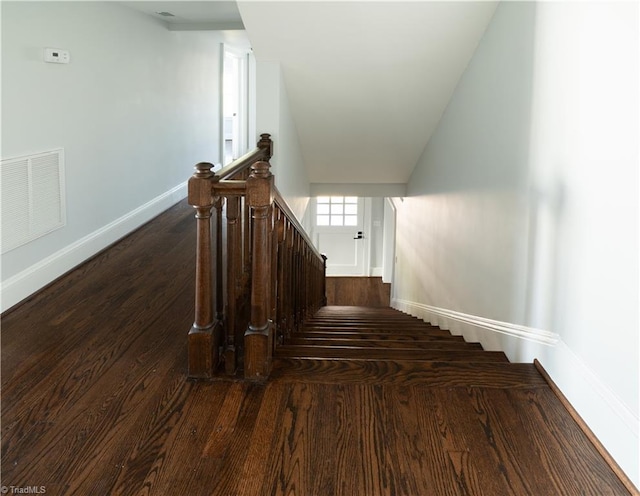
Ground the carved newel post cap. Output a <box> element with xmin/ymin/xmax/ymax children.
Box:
<box><xmin>251</xmin><ymin>160</ymin><xmax>272</xmax><ymax>179</ymax></box>
<box><xmin>194</xmin><ymin>162</ymin><xmax>214</xmax><ymax>178</ymax></box>
<box><xmin>258</xmin><ymin>133</ymin><xmax>273</xmax><ymax>159</ymax></box>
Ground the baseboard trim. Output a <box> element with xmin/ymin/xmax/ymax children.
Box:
<box><xmin>370</xmin><ymin>267</ymin><xmax>383</xmax><ymax>277</ymax></box>
<box><xmin>392</xmin><ymin>298</ymin><xmax>559</xmax><ymax>346</ymax></box>
<box><xmin>1</xmin><ymin>183</ymin><xmax>187</xmax><ymax>313</ymax></box>
<box><xmin>535</xmin><ymin>359</ymin><xmax>639</xmax><ymax>495</ymax></box>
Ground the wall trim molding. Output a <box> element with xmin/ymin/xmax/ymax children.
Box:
<box><xmin>1</xmin><ymin>183</ymin><xmax>187</xmax><ymax>313</ymax></box>
<box><xmin>392</xmin><ymin>298</ymin><xmax>560</xmax><ymax>346</ymax></box>
<box><xmin>534</xmin><ymin>359</ymin><xmax>639</xmax><ymax>494</ymax></box>
<box><xmin>553</xmin><ymin>338</ymin><xmax>639</xmax><ymax>438</ymax></box>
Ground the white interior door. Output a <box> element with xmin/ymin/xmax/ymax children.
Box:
<box><xmin>314</xmin><ymin>196</ymin><xmax>366</xmax><ymax>276</ymax></box>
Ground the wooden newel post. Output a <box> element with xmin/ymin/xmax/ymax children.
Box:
<box><xmin>187</xmin><ymin>162</ymin><xmax>219</xmax><ymax>379</ymax></box>
<box><xmin>244</xmin><ymin>160</ymin><xmax>274</xmax><ymax>380</ymax></box>
<box><xmin>257</xmin><ymin>133</ymin><xmax>273</xmax><ymax>160</ymax></box>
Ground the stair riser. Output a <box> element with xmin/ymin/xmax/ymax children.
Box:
<box><xmin>307</xmin><ymin>321</ymin><xmax>426</xmax><ymax>326</ymax></box>
<box><xmin>286</xmin><ymin>338</ymin><xmax>483</xmax><ymax>350</ymax></box>
<box><xmin>296</xmin><ymin>332</ymin><xmax>465</xmax><ymax>341</ymax></box>
<box><xmin>284</xmin><ymin>306</ymin><xmax>511</xmax><ymax>369</ymax></box>
<box><xmin>271</xmin><ymin>359</ymin><xmax>545</xmax><ymax>387</ymax></box>
<box><xmin>296</xmin><ymin>328</ymin><xmax>461</xmax><ymax>339</ymax></box>
<box><xmin>275</xmin><ymin>347</ymin><xmax>509</xmax><ymax>362</ymax></box>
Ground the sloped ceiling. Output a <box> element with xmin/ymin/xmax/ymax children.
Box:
<box><xmin>237</xmin><ymin>1</ymin><xmax>498</xmax><ymax>185</ymax></box>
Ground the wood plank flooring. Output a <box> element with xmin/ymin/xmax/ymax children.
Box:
<box><xmin>1</xmin><ymin>199</ymin><xmax>635</xmax><ymax>495</ymax></box>
<box><xmin>326</xmin><ymin>277</ymin><xmax>390</xmax><ymax>307</ymax></box>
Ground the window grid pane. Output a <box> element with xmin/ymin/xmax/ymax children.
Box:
<box><xmin>344</xmin><ymin>215</ymin><xmax>358</xmax><ymax>226</ymax></box>
<box><xmin>316</xmin><ymin>197</ymin><xmax>359</xmax><ymax>227</ymax></box>
<box><xmin>317</xmin><ymin>215</ymin><xmax>329</xmax><ymax>226</ymax></box>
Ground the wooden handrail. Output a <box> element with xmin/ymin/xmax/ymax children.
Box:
<box><xmin>187</xmin><ymin>134</ymin><xmax>326</xmax><ymax>381</ymax></box>
<box><xmin>273</xmin><ymin>186</ymin><xmax>323</xmax><ymax>261</ymax></box>
<box><xmin>215</xmin><ymin>133</ymin><xmax>273</xmax><ymax>180</ymax></box>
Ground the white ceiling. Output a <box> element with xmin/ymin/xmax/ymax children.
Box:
<box><xmin>120</xmin><ymin>1</ymin><xmax>498</xmax><ymax>186</ymax></box>
<box><xmin>238</xmin><ymin>1</ymin><xmax>498</xmax><ymax>185</ymax></box>
<box><xmin>120</xmin><ymin>1</ymin><xmax>244</xmax><ymax>30</ymax></box>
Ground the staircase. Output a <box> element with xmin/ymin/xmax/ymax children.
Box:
<box><xmin>272</xmin><ymin>305</ymin><xmax>544</xmax><ymax>387</ymax></box>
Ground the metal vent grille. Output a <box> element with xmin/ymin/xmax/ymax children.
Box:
<box><xmin>1</xmin><ymin>149</ymin><xmax>66</xmax><ymax>253</ymax></box>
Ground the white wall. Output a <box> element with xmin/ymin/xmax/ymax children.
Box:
<box><xmin>395</xmin><ymin>1</ymin><xmax>534</xmax><ymax>323</ymax></box>
<box><xmin>526</xmin><ymin>1</ymin><xmax>638</xmax><ymax>482</ymax></box>
<box><xmin>382</xmin><ymin>198</ymin><xmax>396</xmax><ymax>285</ymax></box>
<box><xmin>393</xmin><ymin>1</ymin><xmax>639</xmax><ymax>485</ymax></box>
<box><xmin>369</xmin><ymin>197</ymin><xmax>384</xmax><ymax>275</ymax></box>
<box><xmin>1</xmin><ymin>2</ymin><xmax>221</xmax><ymax>311</ymax></box>
<box><xmin>255</xmin><ymin>60</ymin><xmax>310</xmax><ymax>221</ymax></box>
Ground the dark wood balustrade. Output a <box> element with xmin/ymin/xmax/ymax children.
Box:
<box><xmin>187</xmin><ymin>134</ymin><xmax>327</xmax><ymax>380</ymax></box>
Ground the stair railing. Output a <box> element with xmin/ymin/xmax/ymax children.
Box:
<box><xmin>187</xmin><ymin>134</ymin><xmax>326</xmax><ymax>380</ymax></box>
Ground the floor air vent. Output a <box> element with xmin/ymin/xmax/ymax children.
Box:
<box><xmin>2</xmin><ymin>149</ymin><xmax>66</xmax><ymax>254</ymax></box>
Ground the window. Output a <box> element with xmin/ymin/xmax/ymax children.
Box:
<box><xmin>316</xmin><ymin>196</ymin><xmax>358</xmax><ymax>226</ymax></box>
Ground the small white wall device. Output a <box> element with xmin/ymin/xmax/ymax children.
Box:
<box><xmin>44</xmin><ymin>48</ymin><xmax>70</xmax><ymax>64</ymax></box>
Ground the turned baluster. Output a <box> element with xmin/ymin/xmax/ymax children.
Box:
<box><xmin>275</xmin><ymin>209</ymin><xmax>286</xmax><ymax>343</ymax></box>
<box><xmin>241</xmin><ymin>175</ymin><xmax>251</xmax><ymax>278</ymax></box>
<box><xmin>225</xmin><ymin>195</ymin><xmax>241</xmax><ymax>375</ymax></box>
<box><xmin>284</xmin><ymin>220</ymin><xmax>294</xmax><ymax>339</ymax></box>
<box><xmin>321</xmin><ymin>254</ymin><xmax>328</xmax><ymax>307</ymax></box>
<box><xmin>295</xmin><ymin>233</ymin><xmax>303</xmax><ymax>332</ymax></box>
<box><xmin>270</xmin><ymin>206</ymin><xmax>280</xmax><ymax>348</ymax></box>
<box><xmin>214</xmin><ymin>197</ymin><xmax>224</xmax><ymax>322</ymax></box>
<box><xmin>301</xmin><ymin>244</ymin><xmax>308</xmax><ymax>321</ymax></box>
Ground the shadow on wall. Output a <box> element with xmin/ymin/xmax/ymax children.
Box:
<box><xmin>522</xmin><ymin>179</ymin><xmax>565</xmax><ymax>332</ymax></box>
<box><xmin>400</xmin><ymin>1</ymin><xmax>539</xmax><ymax>326</ymax></box>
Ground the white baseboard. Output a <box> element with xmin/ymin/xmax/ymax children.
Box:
<box><xmin>392</xmin><ymin>298</ymin><xmax>560</xmax><ymax>345</ymax></box>
<box><xmin>1</xmin><ymin>183</ymin><xmax>187</xmax><ymax>313</ymax></box>
<box><xmin>392</xmin><ymin>297</ymin><xmax>639</xmax><ymax>487</ymax></box>
<box><xmin>370</xmin><ymin>267</ymin><xmax>383</xmax><ymax>277</ymax></box>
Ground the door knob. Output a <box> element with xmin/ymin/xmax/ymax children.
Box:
<box><xmin>354</xmin><ymin>231</ymin><xmax>364</xmax><ymax>239</ymax></box>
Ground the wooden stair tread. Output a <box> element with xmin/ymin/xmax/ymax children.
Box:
<box><xmin>279</xmin><ymin>306</ymin><xmax>533</xmax><ymax>387</ymax></box>
<box><xmin>271</xmin><ymin>358</ymin><xmax>547</xmax><ymax>387</ymax></box>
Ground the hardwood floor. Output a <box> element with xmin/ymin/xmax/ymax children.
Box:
<box><xmin>1</xmin><ymin>200</ymin><xmax>635</xmax><ymax>495</ymax></box>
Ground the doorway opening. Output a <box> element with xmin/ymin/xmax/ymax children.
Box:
<box><xmin>222</xmin><ymin>47</ymin><xmax>249</xmax><ymax>165</ymax></box>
